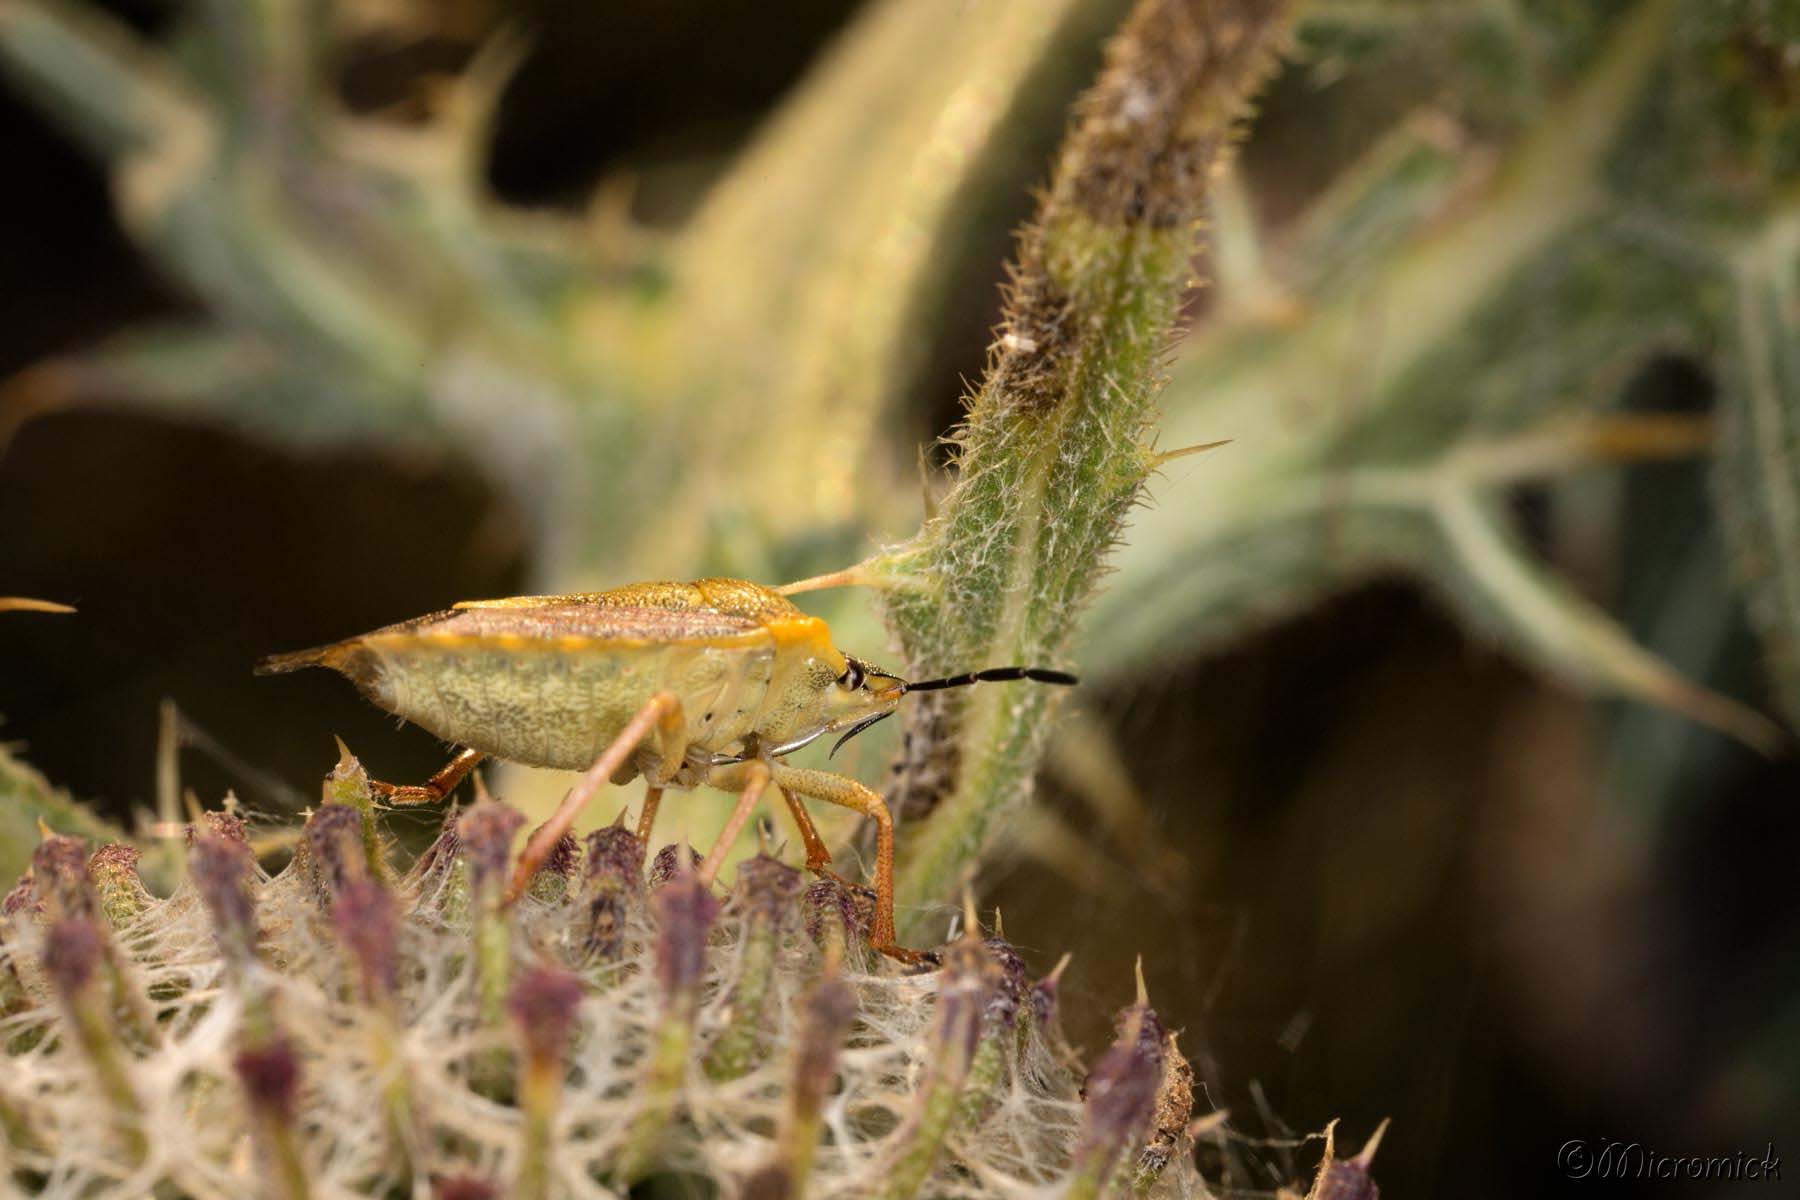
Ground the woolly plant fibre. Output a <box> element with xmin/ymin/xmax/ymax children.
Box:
<box><xmin>0</xmin><ymin>751</ymin><xmax>1220</xmax><ymax>1200</ymax></box>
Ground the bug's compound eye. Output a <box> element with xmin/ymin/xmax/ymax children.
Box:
<box><xmin>837</xmin><ymin>658</ymin><xmax>865</xmax><ymax>691</ymax></box>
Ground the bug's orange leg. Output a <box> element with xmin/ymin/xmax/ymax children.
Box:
<box><xmin>778</xmin><ymin>783</ymin><xmax>835</xmax><ymax>873</ymax></box>
<box><xmin>768</xmin><ymin>763</ymin><xmax>929</xmax><ymax>965</ymax></box>
<box><xmin>697</xmin><ymin>761</ymin><xmax>771</xmax><ymax>886</ymax></box>
<box><xmin>506</xmin><ymin>693</ymin><xmax>681</xmax><ymax>903</ymax></box>
<box><xmin>370</xmin><ymin>747</ymin><xmax>485</xmax><ymax>806</ymax></box>
<box><xmin>635</xmin><ymin>785</ymin><xmax>665</xmax><ymax>846</ymax></box>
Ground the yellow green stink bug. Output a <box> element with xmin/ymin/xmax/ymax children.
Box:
<box><xmin>257</xmin><ymin>577</ymin><xmax>1074</xmax><ymax>962</ymax></box>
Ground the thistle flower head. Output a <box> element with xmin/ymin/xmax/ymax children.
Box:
<box><xmin>0</xmin><ymin>773</ymin><xmax>1264</xmax><ymax>1199</ymax></box>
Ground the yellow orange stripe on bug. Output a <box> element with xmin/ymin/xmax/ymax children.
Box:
<box><xmin>257</xmin><ymin>577</ymin><xmax>1075</xmax><ymax>962</ymax></box>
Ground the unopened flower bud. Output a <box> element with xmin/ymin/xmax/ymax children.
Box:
<box><xmin>646</xmin><ymin>843</ymin><xmax>703</xmax><ymax>890</ymax></box>
<box><xmin>432</xmin><ymin>1175</ymin><xmax>499</xmax><ymax>1200</ymax></box>
<box><xmin>581</xmin><ymin>824</ymin><xmax>645</xmax><ymax>962</ymax></box>
<box><xmin>32</xmin><ymin>835</ymin><xmax>93</xmax><ymax>920</ymax></box>
<box><xmin>191</xmin><ymin>834</ymin><xmax>260</xmax><ymax>964</ymax></box>
<box><xmin>305</xmin><ymin>804</ymin><xmax>368</xmax><ymax>894</ymax></box>
<box><xmin>234</xmin><ymin>1036</ymin><xmax>302</xmax><ymax>1121</ymax></box>
<box><xmin>732</xmin><ymin>854</ymin><xmax>802</xmax><ymax>926</ymax></box>
<box><xmin>457</xmin><ymin>802</ymin><xmax>525</xmax><ymax>895</ymax></box>
<box><xmin>42</xmin><ymin>916</ymin><xmax>101</xmax><ymax>997</ymax></box>
<box><xmin>332</xmin><ymin>876</ymin><xmax>399</xmax><ymax>1001</ymax></box>
<box><xmin>652</xmin><ymin>869</ymin><xmax>717</xmax><ymax>1001</ymax></box>
<box><xmin>508</xmin><ymin>964</ymin><xmax>585</xmax><ymax>1065</ymax></box>
<box><xmin>1073</xmin><ymin>1002</ymin><xmax>1166</xmax><ymax>1176</ymax></box>
<box><xmin>188</xmin><ymin>809</ymin><xmax>248</xmax><ymax>846</ymax></box>
<box><xmin>88</xmin><ymin>845</ymin><xmax>150</xmax><ymax>926</ymax></box>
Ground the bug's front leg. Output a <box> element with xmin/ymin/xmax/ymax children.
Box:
<box><xmin>767</xmin><ymin>763</ymin><xmax>933</xmax><ymax>966</ymax></box>
<box><xmin>777</xmin><ymin>783</ymin><xmax>835</xmax><ymax>874</ymax></box>
<box><xmin>506</xmin><ymin>693</ymin><xmax>683</xmax><ymax>902</ymax></box>
<box><xmin>370</xmin><ymin>747</ymin><xmax>485</xmax><ymax>806</ymax></box>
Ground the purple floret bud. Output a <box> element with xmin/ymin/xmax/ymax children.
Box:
<box><xmin>332</xmin><ymin>876</ymin><xmax>399</xmax><ymax>1001</ymax></box>
<box><xmin>1074</xmin><ymin>1003</ymin><xmax>1167</xmax><ymax>1167</ymax></box>
<box><xmin>42</xmin><ymin>916</ymin><xmax>102</xmax><ymax>997</ymax></box>
<box><xmin>731</xmin><ymin>854</ymin><xmax>803</xmax><ymax>927</ymax></box>
<box><xmin>234</xmin><ymin>1035</ymin><xmax>303</xmax><ymax>1121</ymax></box>
<box><xmin>32</xmin><ymin>835</ymin><xmax>92</xmax><ymax>920</ymax></box>
<box><xmin>432</xmin><ymin>1174</ymin><xmax>499</xmax><ymax>1200</ymax></box>
<box><xmin>305</xmin><ymin>803</ymin><xmax>367</xmax><ymax>894</ymax></box>
<box><xmin>191</xmin><ymin>834</ymin><xmax>260</xmax><ymax>962</ymax></box>
<box><xmin>507</xmin><ymin>964</ymin><xmax>586</xmax><ymax>1064</ymax></box>
<box><xmin>1316</xmin><ymin>1160</ymin><xmax>1379</xmax><ymax>1200</ymax></box>
<box><xmin>457</xmin><ymin>802</ymin><xmax>525</xmax><ymax>894</ymax></box>
<box><xmin>652</xmin><ymin>869</ymin><xmax>718</xmax><ymax>1000</ymax></box>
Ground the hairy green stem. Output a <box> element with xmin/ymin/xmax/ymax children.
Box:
<box><xmin>881</xmin><ymin>0</ymin><xmax>1295</xmax><ymax>930</ymax></box>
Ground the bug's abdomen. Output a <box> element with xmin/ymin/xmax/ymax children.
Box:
<box><xmin>372</xmin><ymin>637</ymin><xmax>768</xmax><ymax>772</ymax></box>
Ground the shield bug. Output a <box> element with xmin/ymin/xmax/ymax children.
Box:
<box><xmin>258</xmin><ymin>577</ymin><xmax>1074</xmax><ymax>962</ymax></box>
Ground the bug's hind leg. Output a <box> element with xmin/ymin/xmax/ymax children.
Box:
<box><xmin>697</xmin><ymin>762</ymin><xmax>771</xmax><ymax>885</ymax></box>
<box><xmin>371</xmin><ymin>747</ymin><xmax>485</xmax><ymax>806</ymax></box>
<box><xmin>507</xmin><ymin>693</ymin><xmax>682</xmax><ymax>902</ymax></box>
<box><xmin>768</xmin><ymin>763</ymin><xmax>932</xmax><ymax>965</ymax></box>
<box><xmin>635</xmin><ymin>786</ymin><xmax>665</xmax><ymax>846</ymax></box>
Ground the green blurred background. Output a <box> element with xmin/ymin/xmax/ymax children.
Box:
<box><xmin>2</xmin><ymin>1</ymin><xmax>1797</xmax><ymax>1196</ymax></box>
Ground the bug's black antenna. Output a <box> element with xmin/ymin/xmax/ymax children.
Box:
<box><xmin>902</xmin><ymin>666</ymin><xmax>1079</xmax><ymax>693</ymax></box>
<box><xmin>829</xmin><ymin>710</ymin><xmax>895</xmax><ymax>758</ymax></box>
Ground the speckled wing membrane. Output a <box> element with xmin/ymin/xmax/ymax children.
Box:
<box><xmin>381</xmin><ymin>604</ymin><xmax>766</xmax><ymax>648</ymax></box>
